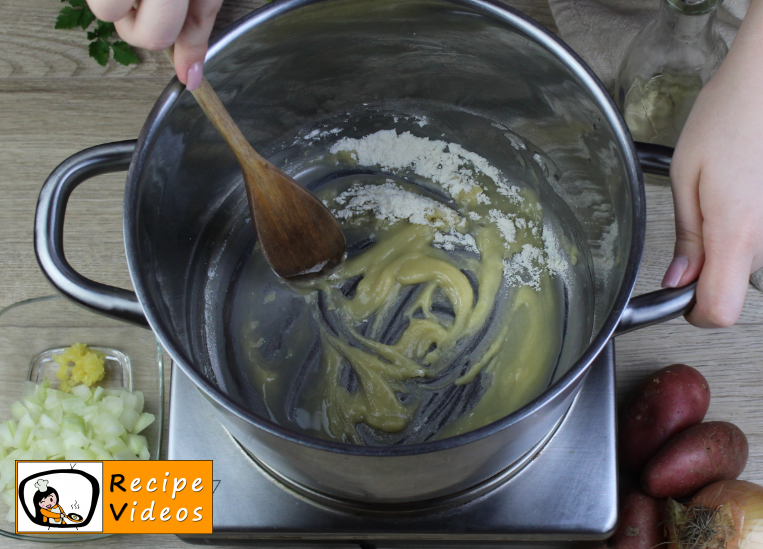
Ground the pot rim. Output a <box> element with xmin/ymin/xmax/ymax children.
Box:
<box><xmin>125</xmin><ymin>0</ymin><xmax>645</xmax><ymax>457</ymax></box>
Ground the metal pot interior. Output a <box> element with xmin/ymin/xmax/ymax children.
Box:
<box><xmin>131</xmin><ymin>0</ymin><xmax>639</xmax><ymax>447</ymax></box>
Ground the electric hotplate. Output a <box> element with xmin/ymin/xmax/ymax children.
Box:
<box><xmin>168</xmin><ymin>342</ymin><xmax>618</xmax><ymax>547</ymax></box>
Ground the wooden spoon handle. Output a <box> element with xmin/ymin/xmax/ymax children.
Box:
<box><xmin>164</xmin><ymin>48</ymin><xmax>262</xmax><ymax>166</ymax></box>
<box><xmin>188</xmin><ymin>78</ymin><xmax>261</xmax><ymax>161</ymax></box>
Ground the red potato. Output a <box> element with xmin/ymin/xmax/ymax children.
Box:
<box><xmin>620</xmin><ymin>364</ymin><xmax>710</xmax><ymax>472</ymax></box>
<box><xmin>642</xmin><ymin>421</ymin><xmax>748</xmax><ymax>499</ymax></box>
<box><xmin>609</xmin><ymin>491</ymin><xmax>666</xmax><ymax>549</ymax></box>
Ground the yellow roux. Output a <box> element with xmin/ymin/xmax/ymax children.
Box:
<box><xmin>303</xmin><ymin>222</ymin><xmax>559</xmax><ymax>443</ymax></box>
<box><xmin>242</xmin><ymin>140</ymin><xmax>566</xmax><ymax>444</ymax></box>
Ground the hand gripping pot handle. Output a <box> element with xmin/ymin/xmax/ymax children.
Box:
<box><xmin>614</xmin><ymin>142</ymin><xmax>697</xmax><ymax>335</ymax></box>
<box><xmin>33</xmin><ymin>140</ymin><xmax>694</xmax><ymax>333</ymax></box>
<box><xmin>34</xmin><ymin>141</ymin><xmax>148</xmax><ymax>327</ymax></box>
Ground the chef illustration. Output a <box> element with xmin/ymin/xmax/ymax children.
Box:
<box><xmin>32</xmin><ymin>479</ymin><xmax>70</xmax><ymax>526</ymax></box>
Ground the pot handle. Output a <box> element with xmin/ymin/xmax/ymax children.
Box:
<box><xmin>614</xmin><ymin>142</ymin><xmax>695</xmax><ymax>336</ymax></box>
<box><xmin>634</xmin><ymin>141</ymin><xmax>673</xmax><ymax>178</ymax></box>
<box><xmin>34</xmin><ymin>141</ymin><xmax>148</xmax><ymax>327</ymax></box>
<box><xmin>614</xmin><ymin>282</ymin><xmax>697</xmax><ymax>336</ymax></box>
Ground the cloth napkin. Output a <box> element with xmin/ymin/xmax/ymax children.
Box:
<box><xmin>547</xmin><ymin>0</ymin><xmax>748</xmax><ymax>91</ymax></box>
<box><xmin>752</xmin><ymin>270</ymin><xmax>763</xmax><ymax>292</ymax></box>
<box><xmin>546</xmin><ymin>0</ymin><xmax>763</xmax><ymax>291</ymax></box>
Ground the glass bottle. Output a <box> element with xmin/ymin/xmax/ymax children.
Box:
<box><xmin>614</xmin><ymin>0</ymin><xmax>728</xmax><ymax>148</ymax></box>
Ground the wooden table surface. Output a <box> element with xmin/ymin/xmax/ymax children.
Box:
<box><xmin>1</xmin><ymin>1</ymin><xmax>761</xmax><ymax>547</ymax></box>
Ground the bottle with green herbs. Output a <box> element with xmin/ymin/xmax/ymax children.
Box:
<box><xmin>614</xmin><ymin>0</ymin><xmax>728</xmax><ymax>149</ymax></box>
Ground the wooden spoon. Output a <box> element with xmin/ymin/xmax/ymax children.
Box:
<box><xmin>167</xmin><ymin>51</ymin><xmax>346</xmax><ymax>278</ymax></box>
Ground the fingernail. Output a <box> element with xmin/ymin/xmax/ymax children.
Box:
<box><xmin>186</xmin><ymin>62</ymin><xmax>203</xmax><ymax>91</ymax></box>
<box><xmin>662</xmin><ymin>255</ymin><xmax>690</xmax><ymax>288</ymax></box>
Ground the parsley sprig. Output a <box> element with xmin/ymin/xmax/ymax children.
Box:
<box><xmin>55</xmin><ymin>0</ymin><xmax>140</xmax><ymax>66</ymax></box>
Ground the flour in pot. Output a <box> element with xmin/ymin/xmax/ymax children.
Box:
<box><xmin>231</xmin><ymin>129</ymin><xmax>572</xmax><ymax>445</ymax></box>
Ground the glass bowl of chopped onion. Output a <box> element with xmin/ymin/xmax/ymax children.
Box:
<box><xmin>0</xmin><ymin>295</ymin><xmax>164</xmax><ymax>541</ymax></box>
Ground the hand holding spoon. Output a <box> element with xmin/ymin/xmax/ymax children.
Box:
<box><xmin>167</xmin><ymin>50</ymin><xmax>346</xmax><ymax>278</ymax></box>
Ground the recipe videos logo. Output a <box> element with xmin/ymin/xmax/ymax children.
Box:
<box><xmin>15</xmin><ymin>461</ymin><xmax>102</xmax><ymax>533</ymax></box>
<box><xmin>15</xmin><ymin>460</ymin><xmax>212</xmax><ymax>534</ymax></box>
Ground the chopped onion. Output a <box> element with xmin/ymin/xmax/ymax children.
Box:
<box><xmin>105</xmin><ymin>439</ymin><xmax>130</xmax><ymax>455</ymax></box>
<box><xmin>0</xmin><ymin>422</ymin><xmax>13</xmax><ymax>447</ymax></box>
<box><xmin>71</xmin><ymin>384</ymin><xmax>91</xmax><ymax>401</ymax></box>
<box><xmin>62</xmin><ymin>396</ymin><xmax>86</xmax><ymax>416</ymax></box>
<box><xmin>132</xmin><ymin>412</ymin><xmax>155</xmax><ymax>435</ymax></box>
<box><xmin>0</xmin><ymin>380</ymin><xmax>156</xmax><ymax>522</ymax></box>
<box><xmin>100</xmin><ymin>395</ymin><xmax>123</xmax><ymax>416</ymax></box>
<box><xmin>119</xmin><ymin>408</ymin><xmax>140</xmax><ymax>432</ymax></box>
<box><xmin>38</xmin><ymin>413</ymin><xmax>59</xmax><ymax>432</ymax></box>
<box><xmin>1</xmin><ymin>489</ymin><xmax>13</xmax><ymax>507</ymax></box>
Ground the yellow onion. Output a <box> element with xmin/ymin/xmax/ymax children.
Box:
<box><xmin>667</xmin><ymin>480</ymin><xmax>763</xmax><ymax>549</ymax></box>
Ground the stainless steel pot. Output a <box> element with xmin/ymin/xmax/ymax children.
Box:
<box><xmin>35</xmin><ymin>0</ymin><xmax>695</xmax><ymax>505</ymax></box>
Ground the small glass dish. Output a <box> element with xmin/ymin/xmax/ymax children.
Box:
<box><xmin>0</xmin><ymin>296</ymin><xmax>164</xmax><ymax>542</ymax></box>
